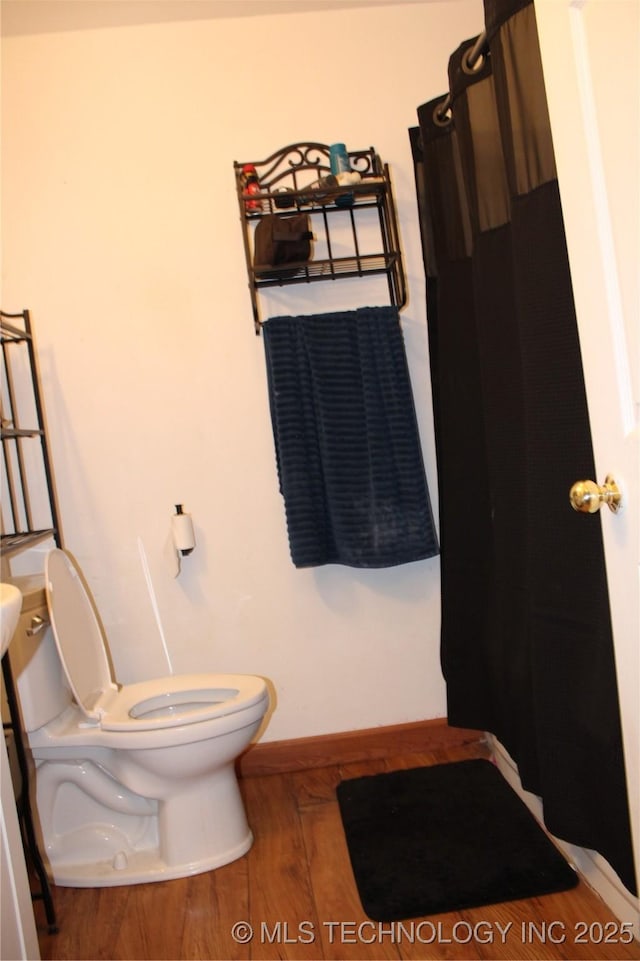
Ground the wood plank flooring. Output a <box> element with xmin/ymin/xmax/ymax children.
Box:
<box><xmin>36</xmin><ymin>741</ymin><xmax>640</xmax><ymax>960</ymax></box>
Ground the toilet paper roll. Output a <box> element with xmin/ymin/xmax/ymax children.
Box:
<box><xmin>171</xmin><ymin>511</ymin><xmax>195</xmax><ymax>555</ymax></box>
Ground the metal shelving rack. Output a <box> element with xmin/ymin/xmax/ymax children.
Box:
<box><xmin>234</xmin><ymin>143</ymin><xmax>406</xmax><ymax>334</ymax></box>
<box><xmin>1</xmin><ymin>307</ymin><xmax>59</xmax><ymax>933</ymax></box>
<box><xmin>1</xmin><ymin>309</ymin><xmax>61</xmax><ymax>557</ymax></box>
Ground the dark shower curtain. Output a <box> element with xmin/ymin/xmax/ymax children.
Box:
<box><xmin>411</xmin><ymin>0</ymin><xmax>637</xmax><ymax>895</ymax></box>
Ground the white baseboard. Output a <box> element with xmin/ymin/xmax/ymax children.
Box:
<box><xmin>489</xmin><ymin>735</ymin><xmax>640</xmax><ymax>940</ymax></box>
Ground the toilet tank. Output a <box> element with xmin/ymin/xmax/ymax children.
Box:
<box><xmin>6</xmin><ymin>574</ymin><xmax>73</xmax><ymax>732</ymax></box>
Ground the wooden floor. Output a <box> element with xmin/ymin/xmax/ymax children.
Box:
<box><xmin>36</xmin><ymin>741</ymin><xmax>640</xmax><ymax>961</ymax></box>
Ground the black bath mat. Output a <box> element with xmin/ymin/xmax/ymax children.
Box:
<box><xmin>336</xmin><ymin>758</ymin><xmax>578</xmax><ymax>921</ymax></box>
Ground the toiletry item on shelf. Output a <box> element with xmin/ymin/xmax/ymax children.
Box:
<box><xmin>253</xmin><ymin>213</ymin><xmax>313</xmax><ymax>279</ymax></box>
<box><xmin>301</xmin><ymin>170</ymin><xmax>361</xmax><ymax>204</ymax></box>
<box><xmin>242</xmin><ymin>163</ymin><xmax>263</xmax><ymax>212</ymax></box>
<box><xmin>274</xmin><ymin>187</ymin><xmax>295</xmax><ymax>209</ymax></box>
<box><xmin>330</xmin><ymin>143</ymin><xmax>354</xmax><ymax>207</ymax></box>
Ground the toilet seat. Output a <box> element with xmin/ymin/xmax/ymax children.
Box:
<box><xmin>86</xmin><ymin>673</ymin><xmax>268</xmax><ymax>732</ymax></box>
<box><xmin>45</xmin><ymin>549</ymin><xmax>265</xmax><ymax>732</ymax></box>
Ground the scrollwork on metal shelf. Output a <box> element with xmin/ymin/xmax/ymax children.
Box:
<box><xmin>235</xmin><ymin>142</ymin><xmax>380</xmax><ymax>192</ymax></box>
<box><xmin>233</xmin><ymin>143</ymin><xmax>405</xmax><ymax>334</ymax></box>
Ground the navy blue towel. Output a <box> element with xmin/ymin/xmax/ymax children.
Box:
<box><xmin>262</xmin><ymin>306</ymin><xmax>439</xmax><ymax>568</ymax></box>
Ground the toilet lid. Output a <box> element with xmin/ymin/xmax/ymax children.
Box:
<box><xmin>45</xmin><ymin>548</ymin><xmax>118</xmax><ymax>721</ymax></box>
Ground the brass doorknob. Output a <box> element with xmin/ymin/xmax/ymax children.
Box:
<box><xmin>569</xmin><ymin>475</ymin><xmax>621</xmax><ymax>514</ymax></box>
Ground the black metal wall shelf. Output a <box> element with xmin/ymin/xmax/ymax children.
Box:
<box><xmin>234</xmin><ymin>143</ymin><xmax>406</xmax><ymax>334</ymax></box>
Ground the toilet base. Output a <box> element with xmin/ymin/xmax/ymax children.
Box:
<box><xmin>35</xmin><ymin>756</ymin><xmax>258</xmax><ymax>887</ymax></box>
<box><xmin>48</xmin><ymin>829</ymin><xmax>254</xmax><ymax>888</ymax></box>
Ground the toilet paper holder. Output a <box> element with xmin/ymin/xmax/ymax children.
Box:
<box><xmin>164</xmin><ymin>504</ymin><xmax>196</xmax><ymax>578</ymax></box>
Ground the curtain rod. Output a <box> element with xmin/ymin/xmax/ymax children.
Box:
<box><xmin>435</xmin><ymin>29</ymin><xmax>488</xmax><ymax>122</ymax></box>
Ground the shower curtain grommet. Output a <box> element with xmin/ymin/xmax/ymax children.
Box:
<box><xmin>462</xmin><ymin>46</ymin><xmax>487</xmax><ymax>74</ymax></box>
<box><xmin>432</xmin><ymin>102</ymin><xmax>452</xmax><ymax>126</ymax></box>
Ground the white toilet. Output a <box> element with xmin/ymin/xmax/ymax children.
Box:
<box><xmin>8</xmin><ymin>548</ymin><xmax>270</xmax><ymax>887</ymax></box>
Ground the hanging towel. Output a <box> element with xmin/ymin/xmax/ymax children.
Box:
<box><xmin>262</xmin><ymin>306</ymin><xmax>439</xmax><ymax>568</ymax></box>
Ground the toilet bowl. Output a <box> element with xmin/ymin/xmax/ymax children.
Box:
<box><xmin>8</xmin><ymin>549</ymin><xmax>270</xmax><ymax>887</ymax></box>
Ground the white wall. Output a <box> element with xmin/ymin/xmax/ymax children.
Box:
<box><xmin>1</xmin><ymin>0</ymin><xmax>483</xmax><ymax>742</ymax></box>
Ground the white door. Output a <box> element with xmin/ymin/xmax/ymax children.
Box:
<box><xmin>535</xmin><ymin>0</ymin><xmax>639</xmax><ymax>929</ymax></box>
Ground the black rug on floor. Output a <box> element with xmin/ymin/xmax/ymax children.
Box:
<box><xmin>336</xmin><ymin>758</ymin><xmax>578</xmax><ymax>921</ymax></box>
